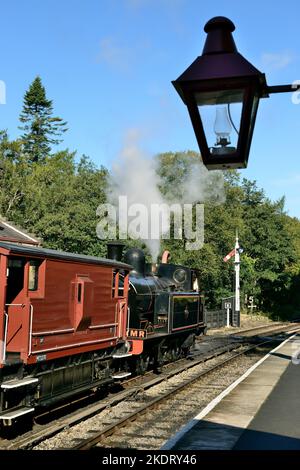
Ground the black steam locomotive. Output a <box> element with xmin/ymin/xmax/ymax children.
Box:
<box><xmin>108</xmin><ymin>242</ymin><xmax>206</xmax><ymax>374</ymax></box>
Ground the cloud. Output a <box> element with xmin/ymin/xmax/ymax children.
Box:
<box><xmin>126</xmin><ymin>0</ymin><xmax>150</xmax><ymax>7</ymax></box>
<box><xmin>260</xmin><ymin>51</ymin><xmax>294</xmax><ymax>71</ymax></box>
<box><xmin>271</xmin><ymin>174</ymin><xmax>300</xmax><ymax>186</ymax></box>
<box><xmin>97</xmin><ymin>36</ymin><xmax>151</xmax><ymax>73</ymax></box>
<box><xmin>126</xmin><ymin>0</ymin><xmax>184</xmax><ymax>8</ymax></box>
<box><xmin>97</xmin><ymin>37</ymin><xmax>131</xmax><ymax>71</ymax></box>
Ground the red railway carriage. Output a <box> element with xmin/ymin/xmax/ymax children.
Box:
<box><xmin>0</xmin><ymin>241</ymin><xmax>131</xmax><ymax>365</ymax></box>
<box><xmin>0</xmin><ymin>241</ymin><xmax>132</xmax><ymax>424</ymax></box>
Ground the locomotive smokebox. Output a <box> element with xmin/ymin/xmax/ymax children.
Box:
<box><xmin>124</xmin><ymin>248</ymin><xmax>145</xmax><ymax>275</ymax></box>
<box><xmin>107</xmin><ymin>241</ymin><xmax>125</xmax><ymax>262</ymax></box>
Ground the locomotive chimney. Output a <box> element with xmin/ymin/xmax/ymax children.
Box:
<box><xmin>107</xmin><ymin>241</ymin><xmax>125</xmax><ymax>262</ymax></box>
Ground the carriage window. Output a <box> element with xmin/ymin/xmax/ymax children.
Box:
<box><xmin>112</xmin><ymin>270</ymin><xmax>117</xmax><ymax>297</ymax></box>
<box><xmin>28</xmin><ymin>260</ymin><xmax>41</xmax><ymax>291</ymax></box>
<box><xmin>118</xmin><ymin>274</ymin><xmax>124</xmax><ymax>297</ymax></box>
<box><xmin>112</xmin><ymin>270</ymin><xmax>124</xmax><ymax>298</ymax></box>
<box><xmin>77</xmin><ymin>283</ymin><xmax>82</xmax><ymax>303</ymax></box>
<box><xmin>7</xmin><ymin>257</ymin><xmax>26</xmax><ymax>303</ymax></box>
<box><xmin>9</xmin><ymin>259</ymin><xmax>23</xmax><ymax>268</ymax></box>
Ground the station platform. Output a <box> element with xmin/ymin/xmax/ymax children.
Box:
<box><xmin>162</xmin><ymin>333</ymin><xmax>300</xmax><ymax>450</ymax></box>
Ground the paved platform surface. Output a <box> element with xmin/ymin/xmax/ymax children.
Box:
<box><xmin>162</xmin><ymin>334</ymin><xmax>300</xmax><ymax>450</ymax></box>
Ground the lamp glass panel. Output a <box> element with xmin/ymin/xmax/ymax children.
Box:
<box><xmin>196</xmin><ymin>89</ymin><xmax>244</xmax><ymax>155</ymax></box>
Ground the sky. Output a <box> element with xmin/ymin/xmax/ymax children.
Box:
<box><xmin>0</xmin><ymin>0</ymin><xmax>300</xmax><ymax>218</ymax></box>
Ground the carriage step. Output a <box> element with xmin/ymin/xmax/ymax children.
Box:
<box><xmin>0</xmin><ymin>406</ymin><xmax>35</xmax><ymax>424</ymax></box>
<box><xmin>1</xmin><ymin>377</ymin><xmax>38</xmax><ymax>389</ymax></box>
<box><xmin>112</xmin><ymin>353</ymin><xmax>132</xmax><ymax>359</ymax></box>
<box><xmin>111</xmin><ymin>371</ymin><xmax>132</xmax><ymax>379</ymax></box>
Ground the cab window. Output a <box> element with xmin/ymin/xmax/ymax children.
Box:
<box><xmin>28</xmin><ymin>260</ymin><xmax>41</xmax><ymax>291</ymax></box>
<box><xmin>112</xmin><ymin>270</ymin><xmax>125</xmax><ymax>298</ymax></box>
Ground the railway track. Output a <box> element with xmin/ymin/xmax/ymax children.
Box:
<box><xmin>0</xmin><ymin>340</ymin><xmax>243</xmax><ymax>450</ymax></box>
<box><xmin>71</xmin><ymin>329</ymin><xmax>300</xmax><ymax>450</ymax></box>
<box><xmin>229</xmin><ymin>322</ymin><xmax>298</xmax><ymax>337</ymax></box>
<box><xmin>1</xmin><ymin>321</ymin><xmax>299</xmax><ymax>450</ymax></box>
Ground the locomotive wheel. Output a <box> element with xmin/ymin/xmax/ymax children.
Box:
<box><xmin>171</xmin><ymin>345</ymin><xmax>181</xmax><ymax>361</ymax></box>
<box><xmin>135</xmin><ymin>355</ymin><xmax>150</xmax><ymax>375</ymax></box>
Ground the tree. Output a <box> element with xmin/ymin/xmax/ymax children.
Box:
<box><xmin>0</xmin><ymin>132</ymin><xmax>109</xmax><ymax>257</ymax></box>
<box><xmin>1</xmin><ymin>123</ymin><xmax>300</xmax><ymax>318</ymax></box>
<box><xmin>0</xmin><ymin>131</ymin><xmax>28</xmax><ymax>216</ymax></box>
<box><xmin>19</xmin><ymin>76</ymin><xmax>67</xmax><ymax>163</ymax></box>
<box><xmin>11</xmin><ymin>151</ymin><xmax>108</xmax><ymax>256</ymax></box>
<box><xmin>155</xmin><ymin>151</ymin><xmax>300</xmax><ymax>316</ymax></box>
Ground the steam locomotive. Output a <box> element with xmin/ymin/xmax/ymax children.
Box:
<box><xmin>0</xmin><ymin>241</ymin><xmax>205</xmax><ymax>428</ymax></box>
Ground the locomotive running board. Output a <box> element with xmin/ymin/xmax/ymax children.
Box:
<box><xmin>1</xmin><ymin>377</ymin><xmax>38</xmax><ymax>389</ymax></box>
<box><xmin>112</xmin><ymin>353</ymin><xmax>132</xmax><ymax>359</ymax></box>
<box><xmin>0</xmin><ymin>406</ymin><xmax>35</xmax><ymax>425</ymax></box>
<box><xmin>111</xmin><ymin>371</ymin><xmax>132</xmax><ymax>379</ymax></box>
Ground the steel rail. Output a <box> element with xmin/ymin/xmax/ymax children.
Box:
<box><xmin>73</xmin><ymin>327</ymin><xmax>300</xmax><ymax>450</ymax></box>
<box><xmin>1</xmin><ymin>340</ymin><xmax>241</xmax><ymax>450</ymax></box>
<box><xmin>228</xmin><ymin>322</ymin><xmax>299</xmax><ymax>337</ymax></box>
<box><xmin>2</xmin><ymin>322</ymin><xmax>299</xmax><ymax>450</ymax></box>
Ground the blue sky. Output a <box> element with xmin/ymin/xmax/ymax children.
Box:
<box><xmin>0</xmin><ymin>0</ymin><xmax>300</xmax><ymax>218</ymax></box>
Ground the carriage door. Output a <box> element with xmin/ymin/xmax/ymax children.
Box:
<box><xmin>4</xmin><ymin>257</ymin><xmax>29</xmax><ymax>361</ymax></box>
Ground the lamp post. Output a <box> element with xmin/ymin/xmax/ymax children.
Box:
<box><xmin>234</xmin><ymin>233</ymin><xmax>241</xmax><ymax>327</ymax></box>
<box><xmin>172</xmin><ymin>16</ymin><xmax>300</xmax><ymax>170</ymax></box>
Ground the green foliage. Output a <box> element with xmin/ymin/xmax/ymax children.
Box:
<box><xmin>156</xmin><ymin>151</ymin><xmax>300</xmax><ymax>316</ymax></box>
<box><xmin>0</xmin><ymin>137</ymin><xmax>108</xmax><ymax>257</ymax></box>
<box><xmin>19</xmin><ymin>76</ymin><xmax>67</xmax><ymax>163</ymax></box>
<box><xmin>1</xmin><ymin>77</ymin><xmax>300</xmax><ymax>320</ymax></box>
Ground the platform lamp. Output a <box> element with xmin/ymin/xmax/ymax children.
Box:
<box><xmin>172</xmin><ymin>16</ymin><xmax>300</xmax><ymax>170</ymax></box>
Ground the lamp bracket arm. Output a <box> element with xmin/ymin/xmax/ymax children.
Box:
<box><xmin>266</xmin><ymin>84</ymin><xmax>300</xmax><ymax>95</ymax></box>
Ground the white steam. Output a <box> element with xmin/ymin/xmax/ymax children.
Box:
<box><xmin>106</xmin><ymin>129</ymin><xmax>225</xmax><ymax>261</ymax></box>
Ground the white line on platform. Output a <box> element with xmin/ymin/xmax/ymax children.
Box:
<box><xmin>161</xmin><ymin>333</ymin><xmax>298</xmax><ymax>450</ymax></box>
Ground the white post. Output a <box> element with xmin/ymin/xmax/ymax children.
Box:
<box><xmin>226</xmin><ymin>307</ymin><xmax>230</xmax><ymax>327</ymax></box>
<box><xmin>234</xmin><ymin>232</ymin><xmax>240</xmax><ymax>324</ymax></box>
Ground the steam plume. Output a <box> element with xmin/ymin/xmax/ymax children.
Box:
<box><xmin>106</xmin><ymin>129</ymin><xmax>225</xmax><ymax>261</ymax></box>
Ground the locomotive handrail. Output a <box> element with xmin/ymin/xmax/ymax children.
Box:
<box><xmin>28</xmin><ymin>304</ymin><xmax>33</xmax><ymax>356</ymax></box>
<box><xmin>118</xmin><ymin>302</ymin><xmax>122</xmax><ymax>338</ymax></box>
<box><xmin>115</xmin><ymin>299</ymin><xmax>127</xmax><ymax>339</ymax></box>
<box><xmin>1</xmin><ymin>311</ymin><xmax>8</xmax><ymax>364</ymax></box>
<box><xmin>114</xmin><ymin>302</ymin><xmax>118</xmax><ymax>336</ymax></box>
<box><xmin>5</xmin><ymin>303</ymin><xmax>25</xmax><ymax>307</ymax></box>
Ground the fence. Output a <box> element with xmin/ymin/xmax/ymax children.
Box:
<box><xmin>205</xmin><ymin>309</ymin><xmax>227</xmax><ymax>329</ymax></box>
<box><xmin>205</xmin><ymin>307</ymin><xmax>240</xmax><ymax>329</ymax></box>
